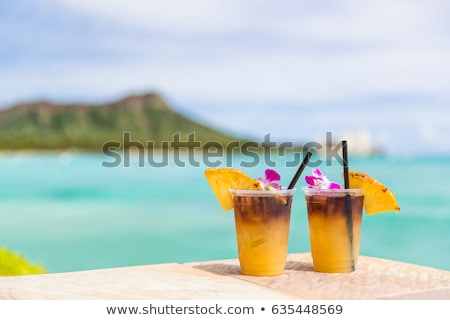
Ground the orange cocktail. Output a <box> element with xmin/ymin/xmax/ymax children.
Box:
<box><xmin>303</xmin><ymin>187</ymin><xmax>364</xmax><ymax>273</ymax></box>
<box><xmin>231</xmin><ymin>189</ymin><xmax>295</xmax><ymax>276</ymax></box>
<box><xmin>302</xmin><ymin>142</ymin><xmax>400</xmax><ymax>273</ymax></box>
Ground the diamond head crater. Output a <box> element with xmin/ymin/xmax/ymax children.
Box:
<box><xmin>0</xmin><ymin>93</ymin><xmax>239</xmax><ymax>151</ymax></box>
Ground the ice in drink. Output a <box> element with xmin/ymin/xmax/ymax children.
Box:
<box><xmin>231</xmin><ymin>189</ymin><xmax>295</xmax><ymax>276</ymax></box>
<box><xmin>304</xmin><ymin>187</ymin><xmax>364</xmax><ymax>273</ymax></box>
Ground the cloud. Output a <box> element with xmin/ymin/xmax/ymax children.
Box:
<box><xmin>47</xmin><ymin>0</ymin><xmax>249</xmax><ymax>34</ymax></box>
<box><xmin>0</xmin><ymin>0</ymin><xmax>449</xmax><ymax>154</ymax></box>
<box><xmin>3</xmin><ymin>0</ymin><xmax>447</xmax><ymax>102</ymax></box>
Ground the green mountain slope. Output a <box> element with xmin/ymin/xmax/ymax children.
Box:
<box><xmin>0</xmin><ymin>93</ymin><xmax>237</xmax><ymax>150</ymax></box>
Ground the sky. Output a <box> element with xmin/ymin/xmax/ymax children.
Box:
<box><xmin>1</xmin><ymin>0</ymin><xmax>449</xmax><ymax>155</ymax></box>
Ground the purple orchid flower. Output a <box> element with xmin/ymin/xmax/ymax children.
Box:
<box><xmin>258</xmin><ymin>169</ymin><xmax>282</xmax><ymax>190</ymax></box>
<box><xmin>305</xmin><ymin>168</ymin><xmax>341</xmax><ymax>189</ymax></box>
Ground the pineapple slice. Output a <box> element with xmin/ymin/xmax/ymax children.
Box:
<box><xmin>348</xmin><ymin>171</ymin><xmax>400</xmax><ymax>215</ymax></box>
<box><xmin>204</xmin><ymin>168</ymin><xmax>262</xmax><ymax>211</ymax></box>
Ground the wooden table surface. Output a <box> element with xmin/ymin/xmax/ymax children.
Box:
<box><xmin>1</xmin><ymin>253</ymin><xmax>449</xmax><ymax>300</ymax></box>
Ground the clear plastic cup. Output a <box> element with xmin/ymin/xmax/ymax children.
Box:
<box><xmin>303</xmin><ymin>187</ymin><xmax>364</xmax><ymax>273</ymax></box>
<box><xmin>230</xmin><ymin>189</ymin><xmax>295</xmax><ymax>276</ymax></box>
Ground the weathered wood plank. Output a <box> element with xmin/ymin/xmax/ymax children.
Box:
<box><xmin>191</xmin><ymin>253</ymin><xmax>450</xmax><ymax>299</ymax></box>
<box><xmin>0</xmin><ymin>263</ymin><xmax>295</xmax><ymax>300</ymax></box>
<box><xmin>1</xmin><ymin>253</ymin><xmax>448</xmax><ymax>300</ymax></box>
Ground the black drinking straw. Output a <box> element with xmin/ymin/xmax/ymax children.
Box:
<box><xmin>288</xmin><ymin>151</ymin><xmax>312</xmax><ymax>190</ymax></box>
<box><xmin>342</xmin><ymin>141</ymin><xmax>354</xmax><ymax>271</ymax></box>
<box><xmin>342</xmin><ymin>141</ymin><xmax>350</xmax><ymax>189</ymax></box>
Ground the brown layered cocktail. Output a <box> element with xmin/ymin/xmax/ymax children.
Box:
<box><xmin>204</xmin><ymin>167</ymin><xmax>297</xmax><ymax>276</ymax></box>
<box><xmin>231</xmin><ymin>189</ymin><xmax>295</xmax><ymax>276</ymax></box>
<box><xmin>302</xmin><ymin>165</ymin><xmax>400</xmax><ymax>273</ymax></box>
<box><xmin>303</xmin><ymin>187</ymin><xmax>364</xmax><ymax>273</ymax></box>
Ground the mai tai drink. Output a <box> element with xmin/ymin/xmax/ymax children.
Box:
<box><xmin>303</xmin><ymin>187</ymin><xmax>364</xmax><ymax>273</ymax></box>
<box><xmin>230</xmin><ymin>189</ymin><xmax>295</xmax><ymax>276</ymax></box>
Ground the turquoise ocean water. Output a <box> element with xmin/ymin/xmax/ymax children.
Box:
<box><xmin>0</xmin><ymin>152</ymin><xmax>449</xmax><ymax>272</ymax></box>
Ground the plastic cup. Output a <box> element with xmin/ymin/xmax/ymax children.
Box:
<box><xmin>230</xmin><ymin>189</ymin><xmax>295</xmax><ymax>276</ymax></box>
<box><xmin>303</xmin><ymin>187</ymin><xmax>364</xmax><ymax>273</ymax></box>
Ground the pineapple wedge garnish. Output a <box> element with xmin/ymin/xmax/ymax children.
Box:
<box><xmin>204</xmin><ymin>168</ymin><xmax>262</xmax><ymax>211</ymax></box>
<box><xmin>348</xmin><ymin>171</ymin><xmax>400</xmax><ymax>215</ymax></box>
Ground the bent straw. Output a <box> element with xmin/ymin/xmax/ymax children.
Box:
<box><xmin>288</xmin><ymin>151</ymin><xmax>312</xmax><ymax>190</ymax></box>
<box><xmin>342</xmin><ymin>140</ymin><xmax>354</xmax><ymax>271</ymax></box>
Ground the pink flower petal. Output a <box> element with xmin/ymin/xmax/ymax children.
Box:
<box><xmin>312</xmin><ymin>168</ymin><xmax>323</xmax><ymax>177</ymax></box>
<box><xmin>329</xmin><ymin>182</ymin><xmax>341</xmax><ymax>189</ymax></box>
<box><xmin>305</xmin><ymin>176</ymin><xmax>315</xmax><ymax>186</ymax></box>
<box><xmin>269</xmin><ymin>182</ymin><xmax>282</xmax><ymax>190</ymax></box>
<box><xmin>305</xmin><ymin>176</ymin><xmax>323</xmax><ymax>186</ymax></box>
<box><xmin>265</xmin><ymin>169</ymin><xmax>280</xmax><ymax>182</ymax></box>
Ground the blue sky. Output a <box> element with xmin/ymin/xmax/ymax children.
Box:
<box><xmin>1</xmin><ymin>0</ymin><xmax>449</xmax><ymax>155</ymax></box>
